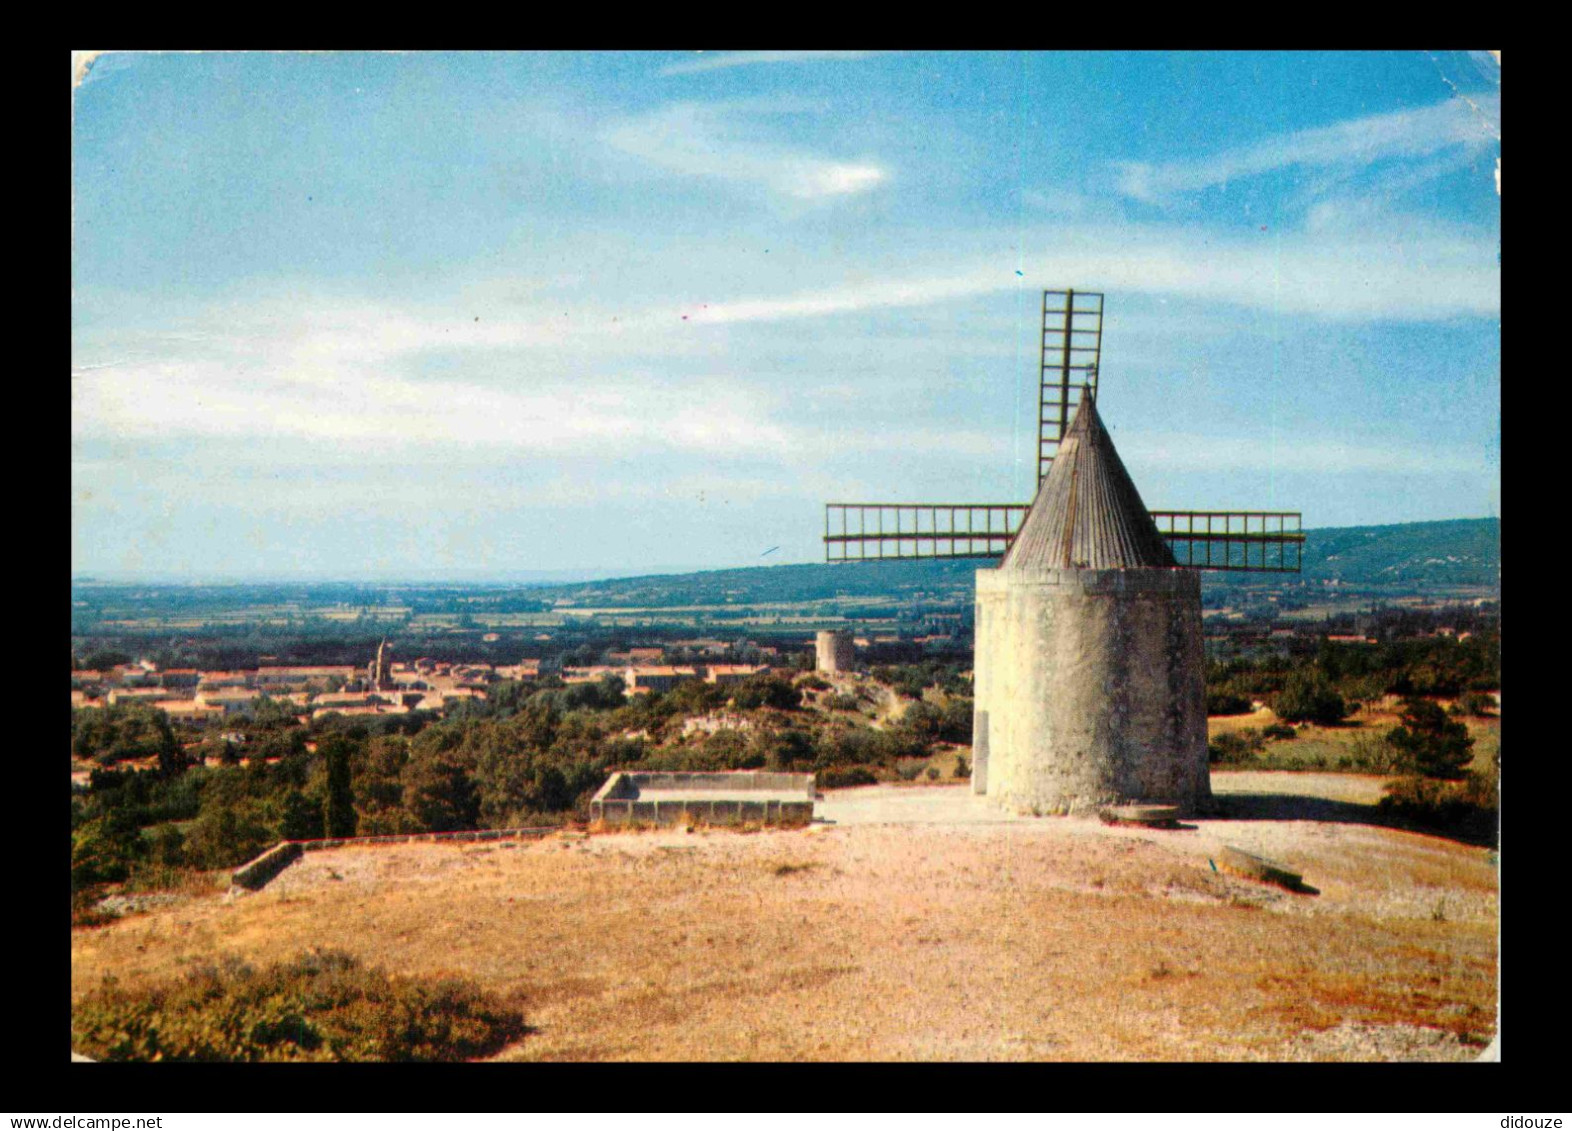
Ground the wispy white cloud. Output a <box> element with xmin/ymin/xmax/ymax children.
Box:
<box><xmin>1115</xmin><ymin>96</ymin><xmax>1499</xmax><ymax>204</ymax></box>
<box><xmin>70</xmin><ymin>302</ymin><xmax>1003</xmax><ymax>468</ymax></box>
<box><xmin>600</xmin><ymin>101</ymin><xmax>887</xmax><ymax>201</ymax></box>
<box><xmin>687</xmin><ymin>266</ymin><xmax>1005</xmax><ymax>325</ymax></box>
<box><xmin>1120</xmin><ymin>431</ymin><xmax>1490</xmax><ymax>476</ymax></box>
<box><xmin>658</xmin><ymin>51</ymin><xmax>885</xmax><ymax>77</ymax></box>
<box><xmin>1298</xmin><ymin>146</ymin><xmax>1486</xmax><ymax>233</ymax></box>
<box><xmin>72</xmin><ymin>459</ymin><xmax>827</xmax><ymax>515</ymax></box>
<box><xmin>72</xmin><ymin>355</ymin><xmax>797</xmax><ymax>456</ymax></box>
<box><xmin>71</xmin><ymin>207</ymin><xmax>1497</xmax><ymax>473</ymax></box>
<box><xmin>685</xmin><ymin>221</ymin><xmax>1497</xmax><ymax>325</ymax></box>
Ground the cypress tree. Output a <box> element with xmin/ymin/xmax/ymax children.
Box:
<box><xmin>323</xmin><ymin>740</ymin><xmax>359</xmax><ymax>838</ymax></box>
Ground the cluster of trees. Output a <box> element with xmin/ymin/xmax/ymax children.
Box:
<box><xmin>72</xmin><ymin>703</ymin><xmax>183</xmax><ymax>771</ymax></box>
<box><xmin>1207</xmin><ymin>695</ymin><xmax>1482</xmax><ymax>788</ymax></box>
<box><xmin>1312</xmin><ymin>632</ymin><xmax>1499</xmax><ymax>697</ymax></box>
<box><xmin>894</xmin><ymin>699</ymin><xmax>973</xmax><ymax>745</ymax></box>
<box><xmin>72</xmin><ymin>732</ymin><xmax>362</xmax><ymax>890</ymax></box>
<box><xmin>73</xmin><ymin>650</ymin><xmax>133</xmax><ymax>671</ymax></box>
<box><xmin>872</xmin><ymin>662</ymin><xmax>972</xmax><ymax>701</ymax></box>
<box><xmin>1206</xmin><ymin>630</ymin><xmax>1499</xmax><ymax>722</ymax></box>
<box><xmin>72</xmin><ymin>666</ymin><xmax>971</xmax><ymax>904</ymax></box>
<box><xmin>72</xmin><ymin>632</ymin><xmax>537</xmax><ymax>676</ymax></box>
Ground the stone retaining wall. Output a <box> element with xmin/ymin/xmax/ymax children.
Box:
<box><xmin>295</xmin><ymin>826</ymin><xmax>558</xmax><ymax>851</ymax></box>
<box><xmin>230</xmin><ymin>841</ymin><xmax>303</xmax><ymax>890</ymax></box>
<box><xmin>228</xmin><ymin>826</ymin><xmax>560</xmax><ymax>891</ymax></box>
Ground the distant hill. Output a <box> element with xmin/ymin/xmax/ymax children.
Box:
<box><xmin>529</xmin><ymin>518</ymin><xmax>1499</xmax><ymax>608</ymax></box>
<box><xmin>535</xmin><ymin>557</ymin><xmax>981</xmax><ymax>610</ymax></box>
<box><xmin>1298</xmin><ymin>518</ymin><xmax>1499</xmax><ymax>588</ymax></box>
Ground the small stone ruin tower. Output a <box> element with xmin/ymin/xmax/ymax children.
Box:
<box><xmin>971</xmin><ymin>395</ymin><xmax>1211</xmax><ymax>816</ymax></box>
<box><xmin>368</xmin><ymin>638</ymin><xmax>393</xmax><ymax>692</ymax></box>
<box><xmin>815</xmin><ymin>629</ymin><xmax>856</xmax><ymax>675</ymax></box>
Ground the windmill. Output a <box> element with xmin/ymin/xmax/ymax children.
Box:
<box><xmin>822</xmin><ymin>290</ymin><xmax>1305</xmax><ymax>816</ymax></box>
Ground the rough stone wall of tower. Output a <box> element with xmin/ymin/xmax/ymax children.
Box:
<box><xmin>814</xmin><ymin>630</ymin><xmax>855</xmax><ymax>674</ymax></box>
<box><xmin>972</xmin><ymin>566</ymin><xmax>1210</xmax><ymax>815</ymax></box>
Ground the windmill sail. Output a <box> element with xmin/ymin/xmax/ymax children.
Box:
<box><xmin>1038</xmin><ymin>289</ymin><xmax>1103</xmax><ymax>485</ymax></box>
<box><xmin>823</xmin><ymin>289</ymin><xmax>1304</xmax><ymax>573</ymax></box>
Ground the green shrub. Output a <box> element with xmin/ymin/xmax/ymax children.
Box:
<box><xmin>1274</xmin><ymin>672</ymin><xmax>1350</xmax><ymax>726</ymax></box>
<box><xmin>939</xmin><ymin>699</ymin><xmax>974</xmax><ymax>743</ymax></box>
<box><xmin>71</xmin><ymin>813</ymin><xmax>145</xmax><ymax>891</ymax></box>
<box><xmin>1378</xmin><ymin>772</ymin><xmax>1498</xmax><ymax>841</ymax></box>
<box><xmin>182</xmin><ymin>796</ymin><xmax>277</xmax><ymax>870</ymax></box>
<box><xmin>1262</xmin><ymin>722</ymin><xmax>1296</xmax><ymax>741</ymax></box>
<box><xmin>953</xmin><ymin>755</ymin><xmax>970</xmax><ymax>778</ymax></box>
<box><xmin>138</xmin><ymin>824</ymin><xmax>188</xmax><ymax>876</ymax></box>
<box><xmin>816</xmin><ymin>766</ymin><xmax>878</xmax><ymax>790</ymax></box>
<box><xmin>1208</xmin><ymin>729</ymin><xmax>1267</xmax><ymax>764</ymax></box>
<box><xmin>1387</xmin><ymin>697</ymin><xmax>1475</xmax><ymax>779</ymax></box>
<box><xmin>751</xmin><ymin>728</ymin><xmax>815</xmax><ymax>772</ymax></box>
<box><xmin>277</xmin><ymin>788</ymin><xmax>325</xmax><ymax>841</ymax></box>
<box><xmin>72</xmin><ymin>950</ymin><xmax>527</xmax><ymax>1062</ymax></box>
<box><xmin>729</xmin><ymin>675</ymin><xmax>802</xmax><ymax>711</ymax></box>
<box><xmin>1344</xmin><ymin>732</ymin><xmax>1405</xmax><ymax>774</ymax></box>
<box><xmin>1206</xmin><ymin>690</ymin><xmax>1254</xmax><ymax>716</ymax></box>
<box><xmin>1453</xmin><ymin>691</ymin><xmax>1497</xmax><ymax>718</ymax></box>
<box><xmin>898</xmin><ymin>701</ymin><xmax>944</xmax><ymax>740</ymax></box>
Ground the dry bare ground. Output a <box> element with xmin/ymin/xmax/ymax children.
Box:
<box><xmin>71</xmin><ymin>772</ymin><xmax>1497</xmax><ymax>1062</ymax></box>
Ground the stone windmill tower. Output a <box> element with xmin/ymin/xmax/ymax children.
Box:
<box><xmin>972</xmin><ymin>393</ymin><xmax>1208</xmax><ymax>814</ymax></box>
<box><xmin>824</xmin><ymin>290</ymin><xmax>1304</xmax><ymax>816</ymax></box>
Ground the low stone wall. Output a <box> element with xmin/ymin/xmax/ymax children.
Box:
<box><xmin>231</xmin><ymin>841</ymin><xmax>303</xmax><ymax>890</ymax></box>
<box><xmin>595</xmin><ymin>771</ymin><xmax>814</xmax><ymax>799</ymax></box>
<box><xmin>591</xmin><ymin>771</ymin><xmax>816</xmax><ymax>826</ymax></box>
<box><xmin>295</xmin><ymin>826</ymin><xmax>558</xmax><ymax>851</ymax></box>
<box><xmin>229</xmin><ymin>826</ymin><xmax>561</xmax><ymax>892</ymax></box>
<box><xmin>593</xmin><ymin>796</ymin><xmax>814</xmax><ymax>827</ymax></box>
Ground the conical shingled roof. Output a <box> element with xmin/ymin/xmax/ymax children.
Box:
<box><xmin>1000</xmin><ymin>395</ymin><xmax>1176</xmax><ymax>571</ymax></box>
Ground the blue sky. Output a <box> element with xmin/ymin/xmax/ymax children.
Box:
<box><xmin>71</xmin><ymin>51</ymin><xmax>1501</xmax><ymax>581</ymax></box>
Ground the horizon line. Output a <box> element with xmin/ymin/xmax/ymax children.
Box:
<box><xmin>70</xmin><ymin>514</ymin><xmax>1499</xmax><ymax>589</ymax></box>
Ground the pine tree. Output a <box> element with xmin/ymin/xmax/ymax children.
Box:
<box><xmin>1387</xmin><ymin>697</ymin><xmax>1475</xmax><ymax>779</ymax></box>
